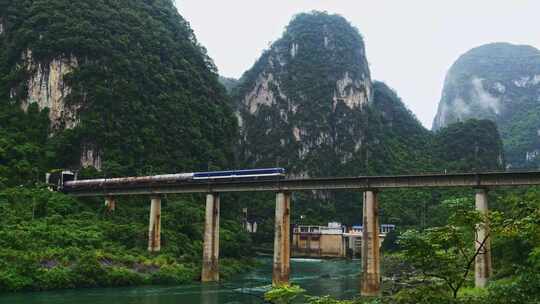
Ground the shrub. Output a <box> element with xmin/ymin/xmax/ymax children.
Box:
<box><xmin>393</xmin><ymin>285</ymin><xmax>456</xmax><ymax>304</ymax></box>
<box><xmin>105</xmin><ymin>266</ymin><xmax>146</xmax><ymax>287</ymax></box>
<box><xmin>34</xmin><ymin>266</ymin><xmax>74</xmax><ymax>290</ymax></box>
<box><xmin>305</xmin><ymin>295</ymin><xmax>355</xmax><ymax>304</ymax></box>
<box><xmin>72</xmin><ymin>253</ymin><xmax>108</xmax><ymax>287</ymax></box>
<box><xmin>381</xmin><ymin>229</ymin><xmax>400</xmax><ymax>253</ymax></box>
<box><xmin>0</xmin><ymin>269</ymin><xmax>33</xmax><ymax>291</ymax></box>
<box><xmin>487</xmin><ymin>273</ymin><xmax>540</xmax><ymax>304</ymax></box>
<box><xmin>151</xmin><ymin>264</ymin><xmax>195</xmax><ymax>285</ymax></box>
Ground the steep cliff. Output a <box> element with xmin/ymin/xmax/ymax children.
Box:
<box><xmin>432</xmin><ymin>43</ymin><xmax>540</xmax><ymax>167</ymax></box>
<box><xmin>234</xmin><ymin>12</ymin><xmax>373</xmax><ymax>178</ymax></box>
<box><xmin>18</xmin><ymin>50</ymin><xmax>81</xmax><ymax>131</ymax></box>
<box><xmin>0</xmin><ymin>0</ymin><xmax>236</xmax><ymax>177</ymax></box>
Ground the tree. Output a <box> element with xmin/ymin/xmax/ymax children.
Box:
<box><xmin>398</xmin><ymin>198</ymin><xmax>501</xmax><ymax>299</ymax></box>
<box><xmin>485</xmin><ymin>188</ymin><xmax>540</xmax><ymax>303</ymax></box>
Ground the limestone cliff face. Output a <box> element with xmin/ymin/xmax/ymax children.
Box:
<box><xmin>234</xmin><ymin>12</ymin><xmax>372</xmax><ymax>177</ymax></box>
<box><xmin>80</xmin><ymin>143</ymin><xmax>103</xmax><ymax>170</ymax></box>
<box><xmin>19</xmin><ymin>50</ymin><xmax>81</xmax><ymax>131</ymax></box>
<box><xmin>14</xmin><ymin>50</ymin><xmax>100</xmax><ymax>169</ymax></box>
<box><xmin>432</xmin><ymin>43</ymin><xmax>540</xmax><ymax>167</ymax></box>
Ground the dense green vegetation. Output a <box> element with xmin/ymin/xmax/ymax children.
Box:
<box><xmin>433</xmin><ymin>119</ymin><xmax>505</xmax><ymax>172</ymax></box>
<box><xmin>0</xmin><ymin>0</ymin><xmax>249</xmax><ymax>292</ymax></box>
<box><xmin>0</xmin><ymin>187</ymin><xmax>253</xmax><ymax>291</ymax></box>
<box><xmin>1</xmin><ymin>0</ymin><xmax>236</xmax><ymax>177</ymax></box>
<box><xmin>369</xmin><ymin>81</ymin><xmax>435</xmax><ymax>174</ymax></box>
<box><xmin>0</xmin><ymin>103</ymin><xmax>50</xmax><ymax>188</ymax></box>
<box><xmin>265</xmin><ymin>188</ymin><xmax>540</xmax><ymax>303</ymax></box>
<box><xmin>218</xmin><ymin>76</ymin><xmax>240</xmax><ymax>94</ymax></box>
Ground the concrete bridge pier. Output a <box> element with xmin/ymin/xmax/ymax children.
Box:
<box><xmin>272</xmin><ymin>192</ymin><xmax>291</xmax><ymax>286</ymax></box>
<box><xmin>361</xmin><ymin>190</ymin><xmax>381</xmax><ymax>296</ymax></box>
<box><xmin>148</xmin><ymin>196</ymin><xmax>161</xmax><ymax>252</ymax></box>
<box><xmin>201</xmin><ymin>193</ymin><xmax>220</xmax><ymax>282</ymax></box>
<box><xmin>105</xmin><ymin>196</ymin><xmax>116</xmax><ymax>212</ymax></box>
<box><xmin>475</xmin><ymin>188</ymin><xmax>492</xmax><ymax>288</ymax></box>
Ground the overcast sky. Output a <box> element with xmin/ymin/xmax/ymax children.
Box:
<box><xmin>176</xmin><ymin>1</ymin><xmax>540</xmax><ymax>128</ymax></box>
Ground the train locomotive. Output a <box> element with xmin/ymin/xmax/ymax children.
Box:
<box><xmin>51</xmin><ymin>168</ymin><xmax>286</xmax><ymax>192</ymax></box>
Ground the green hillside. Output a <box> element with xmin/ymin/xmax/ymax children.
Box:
<box><xmin>1</xmin><ymin>0</ymin><xmax>236</xmax><ymax>181</ymax></box>
<box><xmin>0</xmin><ymin>0</ymin><xmax>248</xmax><ymax>292</ymax></box>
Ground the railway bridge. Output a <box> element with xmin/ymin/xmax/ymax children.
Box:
<box><xmin>62</xmin><ymin>171</ymin><xmax>540</xmax><ymax>296</ymax></box>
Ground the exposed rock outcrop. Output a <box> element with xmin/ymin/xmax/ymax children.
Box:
<box><xmin>333</xmin><ymin>72</ymin><xmax>371</xmax><ymax>109</ymax></box>
<box><xmin>17</xmin><ymin>50</ymin><xmax>101</xmax><ymax>169</ymax></box>
<box><xmin>244</xmin><ymin>72</ymin><xmax>287</xmax><ymax>114</ymax></box>
<box><xmin>19</xmin><ymin>50</ymin><xmax>81</xmax><ymax>131</ymax></box>
<box><xmin>80</xmin><ymin>143</ymin><xmax>103</xmax><ymax>170</ymax></box>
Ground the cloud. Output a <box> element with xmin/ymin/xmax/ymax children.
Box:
<box><xmin>471</xmin><ymin>77</ymin><xmax>500</xmax><ymax>115</ymax></box>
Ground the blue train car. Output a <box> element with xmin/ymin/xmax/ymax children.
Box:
<box><xmin>192</xmin><ymin>168</ymin><xmax>286</xmax><ymax>180</ymax></box>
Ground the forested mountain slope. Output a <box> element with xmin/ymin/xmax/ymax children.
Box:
<box><xmin>433</xmin><ymin>43</ymin><xmax>540</xmax><ymax>168</ymax></box>
<box><xmin>434</xmin><ymin>119</ymin><xmax>504</xmax><ymax>172</ymax></box>
<box><xmin>0</xmin><ymin>0</ymin><xmax>249</xmax><ymax>292</ymax></box>
<box><xmin>0</xmin><ymin>0</ymin><xmax>236</xmax><ymax>184</ymax></box>
<box><xmin>219</xmin><ymin>76</ymin><xmax>239</xmax><ymax>93</ymax></box>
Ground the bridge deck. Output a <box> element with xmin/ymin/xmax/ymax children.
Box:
<box><xmin>63</xmin><ymin>171</ymin><xmax>540</xmax><ymax>196</ymax></box>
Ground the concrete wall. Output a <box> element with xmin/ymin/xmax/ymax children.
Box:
<box><xmin>292</xmin><ymin>233</ymin><xmax>345</xmax><ymax>257</ymax></box>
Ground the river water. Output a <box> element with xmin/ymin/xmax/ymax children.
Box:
<box><xmin>0</xmin><ymin>258</ymin><xmax>361</xmax><ymax>304</ymax></box>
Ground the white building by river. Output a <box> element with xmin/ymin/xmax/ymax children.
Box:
<box><xmin>292</xmin><ymin>222</ymin><xmax>396</xmax><ymax>258</ymax></box>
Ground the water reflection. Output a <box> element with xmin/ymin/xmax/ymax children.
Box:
<box><xmin>201</xmin><ymin>283</ymin><xmax>219</xmax><ymax>304</ymax></box>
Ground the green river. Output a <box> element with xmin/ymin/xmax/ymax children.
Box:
<box><xmin>0</xmin><ymin>258</ymin><xmax>361</xmax><ymax>304</ymax></box>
